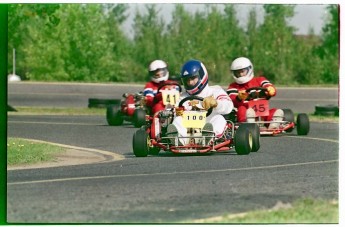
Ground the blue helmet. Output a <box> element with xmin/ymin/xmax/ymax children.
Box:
<box><xmin>180</xmin><ymin>60</ymin><xmax>209</xmax><ymax>95</ymax></box>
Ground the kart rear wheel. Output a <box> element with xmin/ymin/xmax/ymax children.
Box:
<box><xmin>282</xmin><ymin>109</ymin><xmax>294</xmax><ymax>133</ymax></box>
<box><xmin>132</xmin><ymin>129</ymin><xmax>149</xmax><ymax>157</ymax></box>
<box><xmin>106</xmin><ymin>104</ymin><xmax>123</xmax><ymax>126</ymax></box>
<box><xmin>242</xmin><ymin>123</ymin><xmax>260</xmax><ymax>152</ymax></box>
<box><xmin>296</xmin><ymin>113</ymin><xmax>310</xmax><ymax>135</ymax></box>
<box><xmin>133</xmin><ymin>109</ymin><xmax>147</xmax><ymax>128</ymax></box>
<box><xmin>234</xmin><ymin>124</ymin><xmax>252</xmax><ymax>155</ymax></box>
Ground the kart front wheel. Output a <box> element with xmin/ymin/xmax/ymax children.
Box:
<box><xmin>106</xmin><ymin>105</ymin><xmax>123</xmax><ymax>126</ymax></box>
<box><xmin>133</xmin><ymin>109</ymin><xmax>147</xmax><ymax>128</ymax></box>
<box><xmin>132</xmin><ymin>129</ymin><xmax>149</xmax><ymax>157</ymax></box>
<box><xmin>242</xmin><ymin>123</ymin><xmax>260</xmax><ymax>152</ymax></box>
<box><xmin>296</xmin><ymin>113</ymin><xmax>310</xmax><ymax>135</ymax></box>
<box><xmin>234</xmin><ymin>124</ymin><xmax>252</xmax><ymax>155</ymax></box>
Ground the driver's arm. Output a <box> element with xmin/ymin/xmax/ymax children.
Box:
<box><xmin>143</xmin><ymin>84</ymin><xmax>155</xmax><ymax>107</ymax></box>
<box><xmin>259</xmin><ymin>77</ymin><xmax>276</xmax><ymax>97</ymax></box>
<box><xmin>213</xmin><ymin>87</ymin><xmax>233</xmax><ymax>115</ymax></box>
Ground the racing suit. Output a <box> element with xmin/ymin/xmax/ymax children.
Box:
<box><xmin>143</xmin><ymin>80</ymin><xmax>181</xmax><ymax>114</ymax></box>
<box><xmin>172</xmin><ymin>84</ymin><xmax>233</xmax><ymax>143</ymax></box>
<box><xmin>226</xmin><ymin>76</ymin><xmax>278</xmax><ymax>122</ymax></box>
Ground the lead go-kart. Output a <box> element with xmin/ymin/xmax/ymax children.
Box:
<box><xmin>132</xmin><ymin>93</ymin><xmax>261</xmax><ymax>157</ymax></box>
<box><xmin>228</xmin><ymin>87</ymin><xmax>310</xmax><ymax>136</ymax></box>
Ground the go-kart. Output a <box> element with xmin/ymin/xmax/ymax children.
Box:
<box><xmin>229</xmin><ymin>87</ymin><xmax>310</xmax><ymax>136</ymax></box>
<box><xmin>132</xmin><ymin>95</ymin><xmax>261</xmax><ymax>157</ymax></box>
<box><xmin>106</xmin><ymin>82</ymin><xmax>182</xmax><ymax>128</ymax></box>
<box><xmin>106</xmin><ymin>91</ymin><xmax>148</xmax><ymax>128</ymax></box>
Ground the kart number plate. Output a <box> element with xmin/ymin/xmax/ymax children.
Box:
<box><xmin>162</xmin><ymin>90</ymin><xmax>180</xmax><ymax>106</ymax></box>
<box><xmin>182</xmin><ymin>111</ymin><xmax>206</xmax><ymax>128</ymax></box>
<box><xmin>248</xmin><ymin>99</ymin><xmax>269</xmax><ymax>117</ymax></box>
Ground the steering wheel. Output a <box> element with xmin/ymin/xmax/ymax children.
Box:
<box><xmin>178</xmin><ymin>96</ymin><xmax>213</xmax><ymax>117</ymax></box>
<box><xmin>245</xmin><ymin>87</ymin><xmax>270</xmax><ymax>100</ymax></box>
<box><xmin>157</xmin><ymin>81</ymin><xmax>182</xmax><ymax>94</ymax></box>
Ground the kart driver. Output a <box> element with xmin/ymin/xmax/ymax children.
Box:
<box><xmin>226</xmin><ymin>57</ymin><xmax>283</xmax><ymax>128</ymax></box>
<box><xmin>144</xmin><ymin>59</ymin><xmax>181</xmax><ymax>114</ymax></box>
<box><xmin>166</xmin><ymin>59</ymin><xmax>233</xmax><ymax>145</ymax></box>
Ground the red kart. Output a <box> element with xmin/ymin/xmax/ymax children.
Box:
<box><xmin>229</xmin><ymin>87</ymin><xmax>310</xmax><ymax>136</ymax></box>
<box><xmin>106</xmin><ymin>82</ymin><xmax>182</xmax><ymax>128</ymax></box>
<box><xmin>132</xmin><ymin>95</ymin><xmax>261</xmax><ymax>157</ymax></box>
<box><xmin>106</xmin><ymin>92</ymin><xmax>148</xmax><ymax>128</ymax></box>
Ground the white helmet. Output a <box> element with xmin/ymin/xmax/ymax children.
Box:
<box><xmin>148</xmin><ymin>60</ymin><xmax>169</xmax><ymax>83</ymax></box>
<box><xmin>230</xmin><ymin>57</ymin><xmax>254</xmax><ymax>84</ymax></box>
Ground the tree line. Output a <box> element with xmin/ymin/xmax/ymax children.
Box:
<box><xmin>7</xmin><ymin>3</ymin><xmax>339</xmax><ymax>85</ymax></box>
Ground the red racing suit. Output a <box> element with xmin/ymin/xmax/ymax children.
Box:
<box><xmin>226</xmin><ymin>76</ymin><xmax>278</xmax><ymax>122</ymax></box>
<box><xmin>143</xmin><ymin>80</ymin><xmax>181</xmax><ymax>114</ymax></box>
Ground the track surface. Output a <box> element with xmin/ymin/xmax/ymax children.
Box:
<box><xmin>7</xmin><ymin>82</ymin><xmax>339</xmax><ymax>223</ymax></box>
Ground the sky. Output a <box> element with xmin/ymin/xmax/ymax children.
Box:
<box><xmin>121</xmin><ymin>3</ymin><xmax>330</xmax><ymax>38</ymax></box>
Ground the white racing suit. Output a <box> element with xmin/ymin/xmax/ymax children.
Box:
<box><xmin>172</xmin><ymin>84</ymin><xmax>233</xmax><ymax>144</ymax></box>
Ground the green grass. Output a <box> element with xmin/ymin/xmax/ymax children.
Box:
<box><xmin>308</xmin><ymin>114</ymin><xmax>339</xmax><ymax>123</ymax></box>
<box><xmin>9</xmin><ymin>106</ymin><xmax>105</xmax><ymax>115</ymax></box>
<box><xmin>7</xmin><ymin>138</ymin><xmax>64</xmax><ymax>166</ymax></box>
<box><xmin>188</xmin><ymin>198</ymin><xmax>338</xmax><ymax>224</ymax></box>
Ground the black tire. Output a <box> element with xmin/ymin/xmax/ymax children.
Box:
<box><xmin>296</xmin><ymin>113</ymin><xmax>310</xmax><ymax>135</ymax></box>
<box><xmin>133</xmin><ymin>109</ymin><xmax>147</xmax><ymax>128</ymax></box>
<box><xmin>106</xmin><ymin>105</ymin><xmax>123</xmax><ymax>126</ymax></box>
<box><xmin>315</xmin><ymin>104</ymin><xmax>339</xmax><ymax>112</ymax></box>
<box><xmin>132</xmin><ymin>129</ymin><xmax>149</xmax><ymax>157</ymax></box>
<box><xmin>234</xmin><ymin>124</ymin><xmax>252</xmax><ymax>155</ymax></box>
<box><xmin>242</xmin><ymin>123</ymin><xmax>260</xmax><ymax>152</ymax></box>
<box><xmin>314</xmin><ymin>105</ymin><xmax>339</xmax><ymax>116</ymax></box>
<box><xmin>282</xmin><ymin>109</ymin><xmax>294</xmax><ymax>133</ymax></box>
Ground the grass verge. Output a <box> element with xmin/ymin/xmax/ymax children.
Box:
<box><xmin>7</xmin><ymin>138</ymin><xmax>64</xmax><ymax>166</ymax></box>
<box><xmin>8</xmin><ymin>106</ymin><xmax>105</xmax><ymax>115</ymax></box>
<box><xmin>188</xmin><ymin>198</ymin><xmax>338</xmax><ymax>224</ymax></box>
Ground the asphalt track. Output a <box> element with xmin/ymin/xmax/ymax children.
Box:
<box><xmin>6</xmin><ymin>82</ymin><xmax>339</xmax><ymax>223</ymax></box>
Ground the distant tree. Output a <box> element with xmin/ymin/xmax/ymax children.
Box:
<box><xmin>166</xmin><ymin>4</ymin><xmax>196</xmax><ymax>70</ymax></box>
<box><xmin>23</xmin><ymin>4</ymin><xmax>130</xmax><ymax>81</ymax></box>
<box><xmin>293</xmin><ymin>34</ymin><xmax>323</xmax><ymax>84</ymax></box>
<box><xmin>315</xmin><ymin>4</ymin><xmax>339</xmax><ymax>83</ymax></box>
<box><xmin>8</xmin><ymin>4</ymin><xmax>60</xmax><ymax>79</ymax></box>
<box><xmin>132</xmin><ymin>4</ymin><xmax>167</xmax><ymax>81</ymax></box>
<box><xmin>246</xmin><ymin>8</ymin><xmax>259</xmax><ymax>60</ymax></box>
<box><xmin>254</xmin><ymin>4</ymin><xmax>297</xmax><ymax>84</ymax></box>
<box><xmin>102</xmin><ymin>4</ymin><xmax>135</xmax><ymax>82</ymax></box>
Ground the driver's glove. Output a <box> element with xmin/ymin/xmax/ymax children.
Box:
<box><xmin>175</xmin><ymin>107</ymin><xmax>184</xmax><ymax>116</ymax></box>
<box><xmin>238</xmin><ymin>90</ymin><xmax>248</xmax><ymax>100</ymax></box>
<box><xmin>139</xmin><ymin>97</ymin><xmax>147</xmax><ymax>106</ymax></box>
<box><xmin>202</xmin><ymin>96</ymin><xmax>218</xmax><ymax>110</ymax></box>
<box><xmin>266</xmin><ymin>86</ymin><xmax>276</xmax><ymax>96</ymax></box>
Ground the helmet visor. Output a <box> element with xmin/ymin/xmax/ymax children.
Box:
<box><xmin>181</xmin><ymin>75</ymin><xmax>200</xmax><ymax>89</ymax></box>
<box><xmin>232</xmin><ymin>66</ymin><xmax>251</xmax><ymax>78</ymax></box>
<box><xmin>149</xmin><ymin>68</ymin><xmax>167</xmax><ymax>79</ymax></box>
